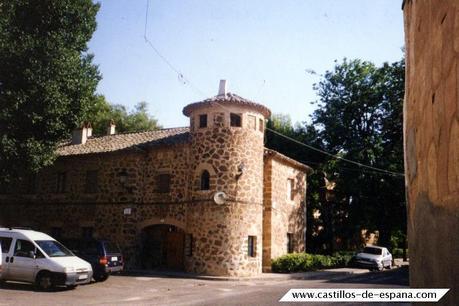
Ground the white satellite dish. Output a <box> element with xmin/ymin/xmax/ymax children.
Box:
<box><xmin>213</xmin><ymin>191</ymin><xmax>227</xmax><ymax>205</ymax></box>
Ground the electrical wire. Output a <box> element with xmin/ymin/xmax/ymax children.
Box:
<box><xmin>143</xmin><ymin>0</ymin><xmax>208</xmax><ymax>98</ymax></box>
<box><xmin>265</xmin><ymin>128</ymin><xmax>404</xmax><ymax>177</ymax></box>
<box><xmin>142</xmin><ymin>0</ymin><xmax>405</xmax><ymax>178</ymax></box>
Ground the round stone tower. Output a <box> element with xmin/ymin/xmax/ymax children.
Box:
<box><xmin>183</xmin><ymin>80</ymin><xmax>271</xmax><ymax>276</ymax></box>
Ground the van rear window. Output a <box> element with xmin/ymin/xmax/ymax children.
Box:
<box><xmin>0</xmin><ymin>237</ymin><xmax>13</xmax><ymax>253</ymax></box>
<box><xmin>103</xmin><ymin>241</ymin><xmax>121</xmax><ymax>254</ymax></box>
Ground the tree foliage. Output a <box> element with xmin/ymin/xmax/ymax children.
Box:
<box><xmin>266</xmin><ymin>58</ymin><xmax>406</xmax><ymax>252</ymax></box>
<box><xmin>0</xmin><ymin>0</ymin><xmax>100</xmax><ymax>183</ymax></box>
<box><xmin>85</xmin><ymin>95</ymin><xmax>161</xmax><ymax>136</ymax></box>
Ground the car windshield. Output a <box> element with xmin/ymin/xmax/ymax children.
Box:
<box><xmin>362</xmin><ymin>247</ymin><xmax>382</xmax><ymax>255</ymax></box>
<box><xmin>35</xmin><ymin>240</ymin><xmax>74</xmax><ymax>257</ymax></box>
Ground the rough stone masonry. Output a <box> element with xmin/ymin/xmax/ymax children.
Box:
<box><xmin>0</xmin><ymin>81</ymin><xmax>311</xmax><ymax>277</ymax></box>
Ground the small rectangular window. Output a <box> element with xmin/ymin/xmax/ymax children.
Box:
<box><xmin>0</xmin><ymin>182</ymin><xmax>10</xmax><ymax>194</ymax></box>
<box><xmin>56</xmin><ymin>172</ymin><xmax>67</xmax><ymax>193</ymax></box>
<box><xmin>26</xmin><ymin>173</ymin><xmax>37</xmax><ymax>194</ymax></box>
<box><xmin>157</xmin><ymin>173</ymin><xmax>171</xmax><ymax>193</ymax></box>
<box><xmin>185</xmin><ymin>234</ymin><xmax>193</xmax><ymax>256</ymax></box>
<box><xmin>287</xmin><ymin>178</ymin><xmax>295</xmax><ymax>201</ymax></box>
<box><xmin>230</xmin><ymin>113</ymin><xmax>242</xmax><ymax>127</ymax></box>
<box><xmin>248</xmin><ymin>115</ymin><xmax>256</xmax><ymax>130</ymax></box>
<box><xmin>51</xmin><ymin>227</ymin><xmax>63</xmax><ymax>240</ymax></box>
<box><xmin>259</xmin><ymin>118</ymin><xmax>264</xmax><ymax>132</ymax></box>
<box><xmin>0</xmin><ymin>237</ymin><xmax>13</xmax><ymax>253</ymax></box>
<box><xmin>81</xmin><ymin>227</ymin><xmax>93</xmax><ymax>239</ymax></box>
<box><xmin>248</xmin><ymin>236</ymin><xmax>256</xmax><ymax>257</ymax></box>
<box><xmin>85</xmin><ymin>170</ymin><xmax>98</xmax><ymax>193</ymax></box>
<box><xmin>199</xmin><ymin>114</ymin><xmax>207</xmax><ymax>128</ymax></box>
<box><xmin>287</xmin><ymin>233</ymin><xmax>294</xmax><ymax>253</ymax></box>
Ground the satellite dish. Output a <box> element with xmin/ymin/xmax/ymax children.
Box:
<box><xmin>213</xmin><ymin>191</ymin><xmax>227</xmax><ymax>205</ymax></box>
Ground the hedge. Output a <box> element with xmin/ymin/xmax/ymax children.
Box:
<box><xmin>391</xmin><ymin>248</ymin><xmax>409</xmax><ymax>258</ymax></box>
<box><xmin>271</xmin><ymin>252</ymin><xmax>353</xmax><ymax>273</ymax></box>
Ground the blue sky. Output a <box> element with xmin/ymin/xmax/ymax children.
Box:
<box><xmin>88</xmin><ymin>0</ymin><xmax>404</xmax><ymax>128</ymax></box>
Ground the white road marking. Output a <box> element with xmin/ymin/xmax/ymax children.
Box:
<box><xmin>134</xmin><ymin>277</ymin><xmax>155</xmax><ymax>281</ymax></box>
<box><xmin>122</xmin><ymin>296</ymin><xmax>143</xmax><ymax>302</ymax></box>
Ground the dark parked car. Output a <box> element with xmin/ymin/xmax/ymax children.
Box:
<box><xmin>62</xmin><ymin>239</ymin><xmax>124</xmax><ymax>282</ymax></box>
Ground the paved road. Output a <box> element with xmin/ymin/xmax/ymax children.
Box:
<box><xmin>0</xmin><ymin>267</ymin><xmax>408</xmax><ymax>306</ymax></box>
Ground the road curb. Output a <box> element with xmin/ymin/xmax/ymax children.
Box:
<box><xmin>122</xmin><ymin>269</ymin><xmax>364</xmax><ymax>282</ymax></box>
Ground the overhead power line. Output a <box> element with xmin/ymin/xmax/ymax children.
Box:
<box><xmin>142</xmin><ymin>0</ymin><xmax>405</xmax><ymax>178</ymax></box>
<box><xmin>265</xmin><ymin>128</ymin><xmax>404</xmax><ymax>177</ymax></box>
<box><xmin>143</xmin><ymin>0</ymin><xmax>207</xmax><ymax>97</ymax></box>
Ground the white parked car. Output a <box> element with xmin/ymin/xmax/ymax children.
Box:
<box><xmin>0</xmin><ymin>228</ymin><xmax>93</xmax><ymax>290</ymax></box>
<box><xmin>352</xmin><ymin>245</ymin><xmax>393</xmax><ymax>271</ymax></box>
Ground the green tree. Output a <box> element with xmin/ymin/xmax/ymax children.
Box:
<box><xmin>0</xmin><ymin>0</ymin><xmax>100</xmax><ymax>183</ymax></box>
<box><xmin>266</xmin><ymin>58</ymin><xmax>405</xmax><ymax>252</ymax></box>
<box><xmin>85</xmin><ymin>95</ymin><xmax>161</xmax><ymax>135</ymax></box>
<box><xmin>310</xmin><ymin>58</ymin><xmax>406</xmax><ymax>249</ymax></box>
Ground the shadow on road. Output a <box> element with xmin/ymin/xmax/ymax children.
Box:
<box><xmin>119</xmin><ymin>269</ymin><xmax>204</xmax><ymax>280</ymax></box>
<box><xmin>327</xmin><ymin>266</ymin><xmax>409</xmax><ymax>286</ymax></box>
<box><xmin>0</xmin><ymin>280</ymin><xmax>87</xmax><ymax>292</ymax></box>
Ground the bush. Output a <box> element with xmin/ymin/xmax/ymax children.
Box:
<box><xmin>271</xmin><ymin>252</ymin><xmax>353</xmax><ymax>273</ymax></box>
<box><xmin>392</xmin><ymin>248</ymin><xmax>409</xmax><ymax>258</ymax></box>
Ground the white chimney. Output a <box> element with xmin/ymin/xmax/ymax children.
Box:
<box><xmin>218</xmin><ymin>79</ymin><xmax>227</xmax><ymax>96</ymax></box>
<box><xmin>86</xmin><ymin>122</ymin><xmax>93</xmax><ymax>138</ymax></box>
<box><xmin>72</xmin><ymin>125</ymin><xmax>87</xmax><ymax>145</ymax></box>
<box><xmin>107</xmin><ymin>120</ymin><xmax>116</xmax><ymax>135</ymax></box>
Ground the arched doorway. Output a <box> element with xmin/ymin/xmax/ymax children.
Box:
<box><xmin>141</xmin><ymin>224</ymin><xmax>185</xmax><ymax>270</ymax></box>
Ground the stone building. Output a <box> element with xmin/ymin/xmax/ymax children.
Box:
<box><xmin>403</xmin><ymin>0</ymin><xmax>459</xmax><ymax>304</ymax></box>
<box><xmin>0</xmin><ymin>81</ymin><xmax>311</xmax><ymax>276</ymax></box>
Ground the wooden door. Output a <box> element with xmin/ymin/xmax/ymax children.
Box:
<box><xmin>166</xmin><ymin>231</ymin><xmax>184</xmax><ymax>270</ymax></box>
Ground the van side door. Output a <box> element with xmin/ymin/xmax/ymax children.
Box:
<box><xmin>8</xmin><ymin>239</ymin><xmax>39</xmax><ymax>282</ymax></box>
<box><xmin>0</xmin><ymin>236</ymin><xmax>14</xmax><ymax>280</ymax></box>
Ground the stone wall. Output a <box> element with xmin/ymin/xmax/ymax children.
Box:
<box><xmin>0</xmin><ymin>145</ymin><xmax>191</xmax><ymax>269</ymax></box>
<box><xmin>0</xmin><ymin>106</ymin><xmax>307</xmax><ymax>277</ymax></box>
<box><xmin>403</xmin><ymin>0</ymin><xmax>459</xmax><ymax>304</ymax></box>
<box><xmin>0</xmin><ymin>128</ymin><xmax>268</xmax><ymax>276</ymax></box>
<box><xmin>186</xmin><ymin>104</ymin><xmax>265</xmax><ymax>276</ymax></box>
<box><xmin>262</xmin><ymin>156</ymin><xmax>306</xmax><ymax>271</ymax></box>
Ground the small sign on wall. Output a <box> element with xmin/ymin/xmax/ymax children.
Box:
<box><xmin>123</xmin><ymin>207</ymin><xmax>132</xmax><ymax>215</ymax></box>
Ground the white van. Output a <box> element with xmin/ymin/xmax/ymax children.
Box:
<box><xmin>0</xmin><ymin>228</ymin><xmax>93</xmax><ymax>290</ymax></box>
<box><xmin>0</xmin><ymin>242</ymin><xmax>2</xmax><ymax>279</ymax></box>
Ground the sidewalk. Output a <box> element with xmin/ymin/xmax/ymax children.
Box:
<box><xmin>123</xmin><ymin>267</ymin><xmax>370</xmax><ymax>282</ymax></box>
<box><xmin>123</xmin><ymin>259</ymin><xmax>409</xmax><ymax>282</ymax></box>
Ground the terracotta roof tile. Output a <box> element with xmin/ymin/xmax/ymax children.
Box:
<box><xmin>57</xmin><ymin>127</ymin><xmax>190</xmax><ymax>156</ymax></box>
<box><xmin>183</xmin><ymin>93</ymin><xmax>271</xmax><ymax>118</ymax></box>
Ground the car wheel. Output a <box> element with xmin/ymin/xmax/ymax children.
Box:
<box><xmin>36</xmin><ymin>272</ymin><xmax>53</xmax><ymax>291</ymax></box>
<box><xmin>67</xmin><ymin>285</ymin><xmax>78</xmax><ymax>290</ymax></box>
<box><xmin>94</xmin><ymin>273</ymin><xmax>109</xmax><ymax>282</ymax></box>
<box><xmin>386</xmin><ymin>261</ymin><xmax>392</xmax><ymax>269</ymax></box>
